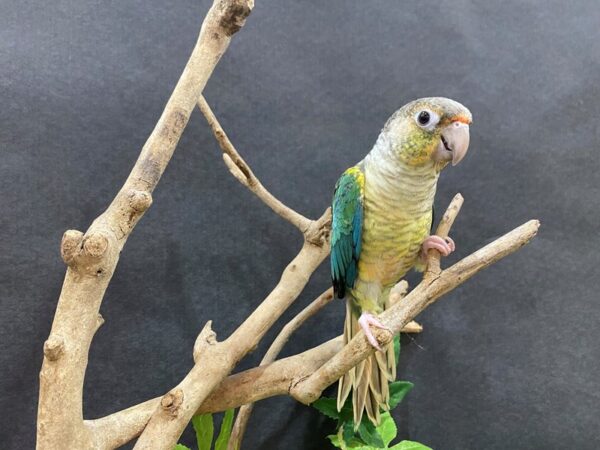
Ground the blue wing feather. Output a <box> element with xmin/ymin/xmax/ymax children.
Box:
<box><xmin>330</xmin><ymin>166</ymin><xmax>364</xmax><ymax>298</ymax></box>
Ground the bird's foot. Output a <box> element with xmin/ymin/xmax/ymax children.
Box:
<box><xmin>358</xmin><ymin>312</ymin><xmax>391</xmax><ymax>352</ymax></box>
<box><xmin>420</xmin><ymin>234</ymin><xmax>455</xmax><ymax>261</ymax></box>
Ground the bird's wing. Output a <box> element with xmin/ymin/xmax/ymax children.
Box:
<box><xmin>331</xmin><ymin>166</ymin><xmax>364</xmax><ymax>299</ymax></box>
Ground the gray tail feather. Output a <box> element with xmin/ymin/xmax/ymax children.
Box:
<box><xmin>337</xmin><ymin>299</ymin><xmax>396</xmax><ymax>429</ymax></box>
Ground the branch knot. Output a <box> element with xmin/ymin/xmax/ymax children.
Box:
<box><xmin>128</xmin><ymin>189</ymin><xmax>153</xmax><ymax>212</ymax></box>
<box><xmin>372</xmin><ymin>326</ymin><xmax>393</xmax><ymax>348</ymax></box>
<box><xmin>83</xmin><ymin>233</ymin><xmax>109</xmax><ymax>258</ymax></box>
<box><xmin>60</xmin><ymin>230</ymin><xmax>84</xmax><ymax>265</ymax></box>
<box><xmin>218</xmin><ymin>0</ymin><xmax>253</xmax><ymax>36</ymax></box>
<box><xmin>43</xmin><ymin>335</ymin><xmax>65</xmax><ymax>361</ymax></box>
<box><xmin>160</xmin><ymin>389</ymin><xmax>184</xmax><ymax>417</ymax></box>
<box><xmin>304</xmin><ymin>208</ymin><xmax>332</xmax><ymax>246</ymax></box>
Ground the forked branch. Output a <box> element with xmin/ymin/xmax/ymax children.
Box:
<box><xmin>86</xmin><ymin>338</ymin><xmax>343</xmax><ymax>449</ymax></box>
<box><xmin>227</xmin><ymin>288</ymin><xmax>336</xmax><ymax>450</ymax></box>
<box><xmin>132</xmin><ymin>97</ymin><xmax>331</xmax><ymax>450</ymax></box>
<box><xmin>38</xmin><ymin>0</ymin><xmax>255</xmax><ymax>449</ymax></box>
<box><xmin>227</xmin><ymin>287</ymin><xmax>423</xmax><ymax>450</ymax></box>
<box><xmin>89</xmin><ymin>194</ymin><xmax>538</xmax><ymax>449</ymax></box>
<box><xmin>198</xmin><ymin>95</ymin><xmax>313</xmax><ymax>235</ymax></box>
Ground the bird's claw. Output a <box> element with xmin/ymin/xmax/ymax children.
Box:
<box><xmin>421</xmin><ymin>234</ymin><xmax>455</xmax><ymax>261</ymax></box>
<box><xmin>358</xmin><ymin>312</ymin><xmax>391</xmax><ymax>352</ymax></box>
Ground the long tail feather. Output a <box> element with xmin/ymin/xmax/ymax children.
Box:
<box><xmin>337</xmin><ymin>298</ymin><xmax>396</xmax><ymax>429</ymax></box>
<box><xmin>337</xmin><ymin>302</ymin><xmax>355</xmax><ymax>410</ymax></box>
<box><xmin>353</xmin><ymin>358</ymin><xmax>369</xmax><ymax>426</ymax></box>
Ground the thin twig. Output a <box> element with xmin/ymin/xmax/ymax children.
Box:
<box><xmin>198</xmin><ymin>95</ymin><xmax>313</xmax><ymax>234</ymax></box>
<box><xmin>425</xmin><ymin>193</ymin><xmax>464</xmax><ymax>279</ymax></box>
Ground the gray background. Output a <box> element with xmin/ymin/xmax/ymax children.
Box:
<box><xmin>1</xmin><ymin>0</ymin><xmax>599</xmax><ymax>448</ymax></box>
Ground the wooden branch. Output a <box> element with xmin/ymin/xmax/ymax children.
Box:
<box><xmin>424</xmin><ymin>193</ymin><xmax>464</xmax><ymax>279</ymax></box>
<box><xmin>37</xmin><ymin>1</ymin><xmax>254</xmax><ymax>449</ymax></box>
<box><xmin>127</xmin><ymin>94</ymin><xmax>328</xmax><ymax>449</ymax></box>
<box><xmin>400</xmin><ymin>320</ymin><xmax>423</xmax><ymax>333</ymax></box>
<box><xmin>227</xmin><ymin>288</ymin><xmax>335</xmax><ymax>449</ymax></box>
<box><xmin>202</xmin><ymin>337</ymin><xmax>341</xmax><ymax>412</ymax></box>
<box><xmin>86</xmin><ymin>338</ymin><xmax>343</xmax><ymax>449</ymax></box>
<box><xmin>76</xmin><ymin>16</ymin><xmax>331</xmax><ymax>447</ymax></box>
<box><xmin>35</xmin><ymin>0</ymin><xmax>539</xmax><ymax>447</ymax></box>
<box><xmin>198</xmin><ymin>95</ymin><xmax>313</xmax><ymax>234</ymax></box>
<box><xmin>87</xmin><ymin>287</ymin><xmax>420</xmax><ymax>449</ymax></box>
<box><xmin>134</xmin><ymin>65</ymin><xmax>335</xmax><ymax>448</ymax></box>
<box><xmin>134</xmin><ymin>213</ymin><xmax>330</xmax><ymax>449</ymax></box>
<box><xmin>228</xmin><ymin>288</ymin><xmax>423</xmax><ymax>450</ymax></box>
<box><xmin>289</xmin><ymin>198</ymin><xmax>540</xmax><ymax>405</ymax></box>
<box><xmin>266</xmin><ymin>289</ymin><xmax>335</xmax><ymax>361</ymax></box>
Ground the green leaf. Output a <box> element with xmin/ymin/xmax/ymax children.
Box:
<box><xmin>214</xmin><ymin>409</ymin><xmax>235</xmax><ymax>450</ymax></box>
<box><xmin>340</xmin><ymin>421</ymin><xmax>373</xmax><ymax>448</ymax></box>
<box><xmin>312</xmin><ymin>397</ymin><xmax>340</xmax><ymax>420</ymax></box>
<box><xmin>357</xmin><ymin>420</ymin><xmax>385</xmax><ymax>448</ymax></box>
<box><xmin>393</xmin><ymin>334</ymin><xmax>401</xmax><ymax>362</ymax></box>
<box><xmin>389</xmin><ymin>440</ymin><xmax>432</xmax><ymax>450</ymax></box>
<box><xmin>173</xmin><ymin>445</ymin><xmax>191</xmax><ymax>450</ymax></box>
<box><xmin>388</xmin><ymin>381</ymin><xmax>414</xmax><ymax>410</ymax></box>
<box><xmin>346</xmin><ymin>437</ymin><xmax>369</xmax><ymax>448</ymax></box>
<box><xmin>337</xmin><ymin>396</ymin><xmax>354</xmax><ymax>426</ymax></box>
<box><xmin>330</xmin><ymin>427</ymin><xmax>366</xmax><ymax>450</ymax></box>
<box><xmin>343</xmin><ymin>421</ymin><xmax>360</xmax><ymax>445</ymax></box>
<box><xmin>192</xmin><ymin>414</ymin><xmax>214</xmax><ymax>450</ymax></box>
<box><xmin>327</xmin><ymin>433</ymin><xmax>344</xmax><ymax>449</ymax></box>
<box><xmin>376</xmin><ymin>412</ymin><xmax>397</xmax><ymax>447</ymax></box>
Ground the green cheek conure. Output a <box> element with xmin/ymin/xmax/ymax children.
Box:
<box><xmin>331</xmin><ymin>97</ymin><xmax>472</xmax><ymax>427</ymax></box>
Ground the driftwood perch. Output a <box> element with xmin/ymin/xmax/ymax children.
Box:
<box><xmin>36</xmin><ymin>1</ymin><xmax>540</xmax><ymax>449</ymax></box>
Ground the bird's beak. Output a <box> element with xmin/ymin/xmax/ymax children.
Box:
<box><xmin>434</xmin><ymin>121</ymin><xmax>470</xmax><ymax>166</ymax></box>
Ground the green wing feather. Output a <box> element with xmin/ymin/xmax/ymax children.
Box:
<box><xmin>331</xmin><ymin>166</ymin><xmax>364</xmax><ymax>299</ymax></box>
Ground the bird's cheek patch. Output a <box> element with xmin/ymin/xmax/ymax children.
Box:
<box><xmin>399</xmin><ymin>140</ymin><xmax>436</xmax><ymax>166</ymax></box>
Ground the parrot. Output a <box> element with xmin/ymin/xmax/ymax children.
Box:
<box><xmin>330</xmin><ymin>97</ymin><xmax>472</xmax><ymax>427</ymax></box>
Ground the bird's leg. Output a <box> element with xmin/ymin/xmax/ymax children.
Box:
<box><xmin>420</xmin><ymin>235</ymin><xmax>455</xmax><ymax>261</ymax></box>
<box><xmin>358</xmin><ymin>312</ymin><xmax>391</xmax><ymax>352</ymax></box>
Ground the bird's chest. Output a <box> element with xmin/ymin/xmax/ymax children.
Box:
<box><xmin>357</xmin><ymin>176</ymin><xmax>434</xmax><ymax>285</ymax></box>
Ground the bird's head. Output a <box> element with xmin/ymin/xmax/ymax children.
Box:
<box><xmin>383</xmin><ymin>97</ymin><xmax>472</xmax><ymax>168</ymax></box>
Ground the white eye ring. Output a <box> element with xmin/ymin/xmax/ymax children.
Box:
<box><xmin>414</xmin><ymin>110</ymin><xmax>440</xmax><ymax>130</ymax></box>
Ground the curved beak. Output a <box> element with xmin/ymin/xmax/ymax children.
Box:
<box><xmin>434</xmin><ymin>121</ymin><xmax>470</xmax><ymax>166</ymax></box>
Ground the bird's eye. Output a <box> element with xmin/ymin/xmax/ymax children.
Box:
<box><xmin>417</xmin><ymin>111</ymin><xmax>430</xmax><ymax>125</ymax></box>
<box><xmin>414</xmin><ymin>109</ymin><xmax>439</xmax><ymax>129</ymax></box>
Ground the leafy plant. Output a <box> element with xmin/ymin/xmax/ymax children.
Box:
<box><xmin>174</xmin><ymin>409</ymin><xmax>235</xmax><ymax>450</ymax></box>
<box><xmin>312</xmin><ymin>336</ymin><xmax>432</xmax><ymax>450</ymax></box>
<box><xmin>193</xmin><ymin>414</ymin><xmax>214</xmax><ymax>450</ymax></box>
<box><xmin>214</xmin><ymin>409</ymin><xmax>235</xmax><ymax>450</ymax></box>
